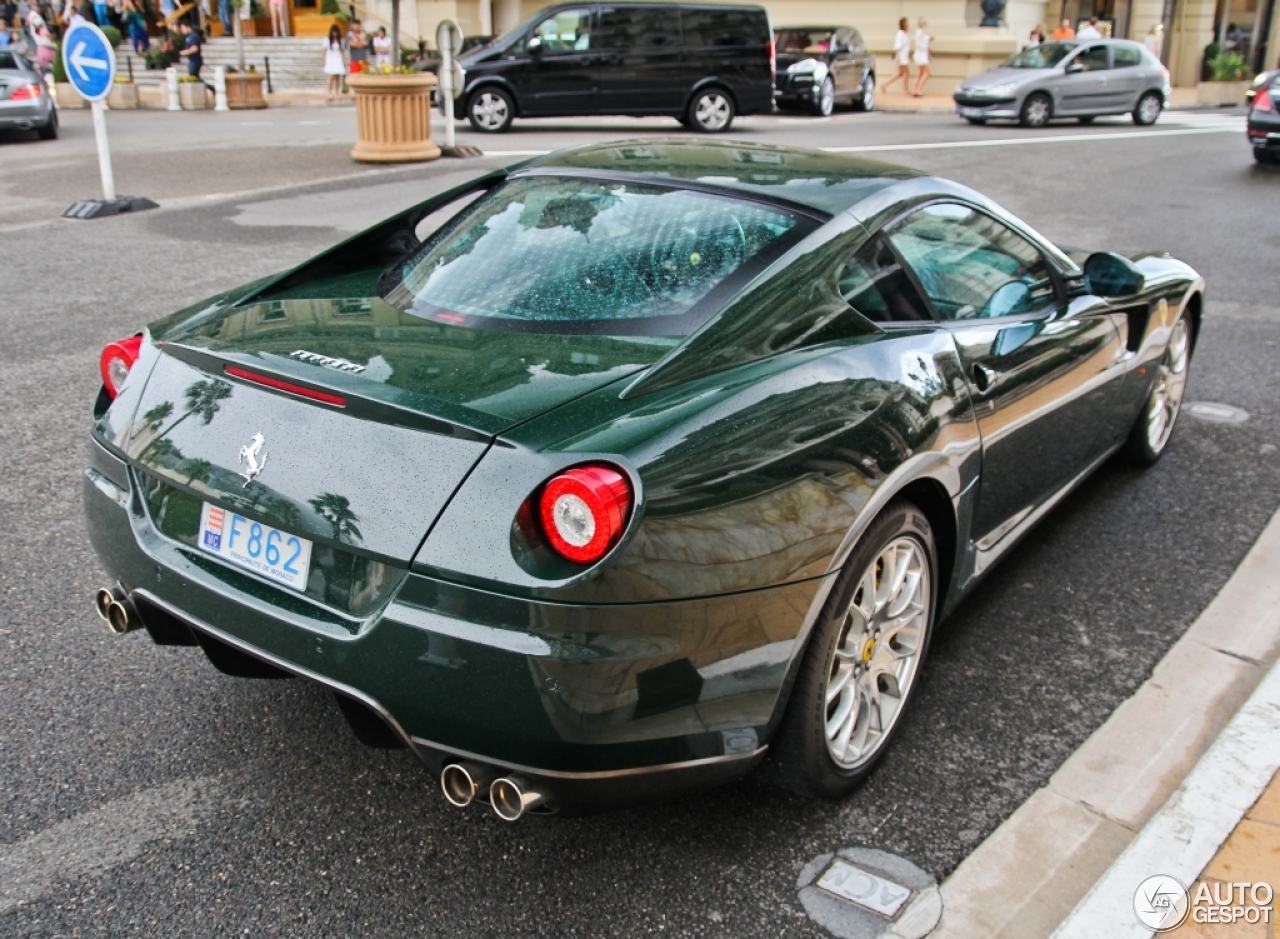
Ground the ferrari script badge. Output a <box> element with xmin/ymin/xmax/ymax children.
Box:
<box><xmin>237</xmin><ymin>433</ymin><xmax>268</xmax><ymax>488</ymax></box>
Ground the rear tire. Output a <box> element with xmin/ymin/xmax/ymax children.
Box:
<box><xmin>1019</xmin><ymin>92</ymin><xmax>1052</xmax><ymax>127</ymax></box>
<box><xmin>1123</xmin><ymin>309</ymin><xmax>1193</xmax><ymax>465</ymax></box>
<box><xmin>37</xmin><ymin>109</ymin><xmax>58</xmax><ymax>140</ymax></box>
<box><xmin>853</xmin><ymin>73</ymin><xmax>875</xmax><ymax>112</ymax></box>
<box><xmin>764</xmin><ymin>500</ymin><xmax>937</xmax><ymax>799</ymax></box>
<box><xmin>466</xmin><ymin>86</ymin><xmax>514</xmax><ymax>133</ymax></box>
<box><xmin>687</xmin><ymin>86</ymin><xmax>735</xmax><ymax>132</ymax></box>
<box><xmin>1133</xmin><ymin>91</ymin><xmax>1162</xmax><ymax>125</ymax></box>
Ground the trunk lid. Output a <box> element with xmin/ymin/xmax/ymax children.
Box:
<box><xmin>127</xmin><ymin>296</ymin><xmax>671</xmax><ymax>563</ymax></box>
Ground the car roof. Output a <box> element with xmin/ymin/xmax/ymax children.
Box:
<box><xmin>516</xmin><ymin>139</ymin><xmax>922</xmax><ymax>216</ymax></box>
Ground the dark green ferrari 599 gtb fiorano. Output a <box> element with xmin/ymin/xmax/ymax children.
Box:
<box><xmin>86</xmin><ymin>140</ymin><xmax>1203</xmax><ymax>819</ymax></box>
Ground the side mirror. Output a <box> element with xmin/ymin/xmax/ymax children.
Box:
<box><xmin>526</xmin><ymin>35</ymin><xmax>542</xmax><ymax>55</ymax></box>
<box><xmin>1083</xmin><ymin>252</ymin><xmax>1145</xmax><ymax>298</ymax></box>
<box><xmin>1065</xmin><ymin>61</ymin><xmax>1084</xmax><ymax>74</ymax></box>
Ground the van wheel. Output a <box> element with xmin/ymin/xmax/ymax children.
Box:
<box><xmin>688</xmin><ymin>87</ymin><xmax>735</xmax><ymax>132</ymax></box>
<box><xmin>467</xmin><ymin>87</ymin><xmax>514</xmax><ymax>133</ymax></box>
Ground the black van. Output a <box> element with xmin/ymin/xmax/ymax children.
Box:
<box><xmin>450</xmin><ymin>3</ymin><xmax>774</xmax><ymax>133</ymax></box>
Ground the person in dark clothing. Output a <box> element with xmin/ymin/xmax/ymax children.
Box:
<box><xmin>178</xmin><ymin>21</ymin><xmax>202</xmax><ymax>78</ymax></box>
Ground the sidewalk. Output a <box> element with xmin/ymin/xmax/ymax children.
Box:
<box><xmin>876</xmin><ymin>86</ymin><xmax>1204</xmax><ymax>114</ymax></box>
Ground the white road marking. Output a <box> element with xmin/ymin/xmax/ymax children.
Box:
<box><xmin>0</xmin><ymin>777</ymin><xmax>220</xmax><ymax>913</ymax></box>
<box><xmin>823</xmin><ymin>125</ymin><xmax>1241</xmax><ymax>153</ymax></box>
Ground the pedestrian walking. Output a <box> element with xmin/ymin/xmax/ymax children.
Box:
<box><xmin>1076</xmin><ymin>16</ymin><xmax>1101</xmax><ymax>38</ymax></box>
<box><xmin>911</xmin><ymin>19</ymin><xmax>931</xmax><ymax>97</ymax></box>
<box><xmin>883</xmin><ymin>17</ymin><xmax>911</xmax><ymax>94</ymax></box>
<box><xmin>268</xmin><ymin>0</ymin><xmax>286</xmax><ymax>36</ymax></box>
<box><xmin>371</xmin><ymin>25</ymin><xmax>390</xmax><ymax>69</ymax></box>
<box><xmin>217</xmin><ymin>0</ymin><xmax>230</xmax><ymax>36</ymax></box>
<box><xmin>346</xmin><ymin>18</ymin><xmax>368</xmax><ymax>73</ymax></box>
<box><xmin>1051</xmin><ymin>17</ymin><xmax>1075</xmax><ymax>39</ymax></box>
<box><xmin>178</xmin><ymin>20</ymin><xmax>203</xmax><ymax>79</ymax></box>
<box><xmin>323</xmin><ymin>23</ymin><xmax>344</xmax><ymax>101</ymax></box>
<box><xmin>123</xmin><ymin>0</ymin><xmax>147</xmax><ymax>51</ymax></box>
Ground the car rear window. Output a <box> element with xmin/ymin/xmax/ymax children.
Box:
<box><xmin>383</xmin><ymin>176</ymin><xmax>805</xmax><ymax>336</ymax></box>
<box><xmin>775</xmin><ymin>29</ymin><xmax>835</xmax><ymax>53</ymax></box>
<box><xmin>0</xmin><ymin>52</ymin><xmax>23</xmax><ymax>70</ymax></box>
<box><xmin>1113</xmin><ymin>44</ymin><xmax>1142</xmax><ymax>67</ymax></box>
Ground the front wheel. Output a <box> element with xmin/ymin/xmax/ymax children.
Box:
<box><xmin>466</xmin><ymin>87</ymin><xmax>514</xmax><ymax>133</ymax></box>
<box><xmin>1124</xmin><ymin>310</ymin><xmax>1192</xmax><ymax>465</ymax></box>
<box><xmin>687</xmin><ymin>87</ymin><xmax>735</xmax><ymax>132</ymax></box>
<box><xmin>1133</xmin><ymin>91</ymin><xmax>1162</xmax><ymax>126</ymax></box>
<box><xmin>853</xmin><ymin>73</ymin><xmax>875</xmax><ymax>112</ymax></box>
<box><xmin>764</xmin><ymin>501</ymin><xmax>936</xmax><ymax>799</ymax></box>
<box><xmin>812</xmin><ymin>76</ymin><xmax>835</xmax><ymax>116</ymax></box>
<box><xmin>1020</xmin><ymin>92</ymin><xmax>1052</xmax><ymax>127</ymax></box>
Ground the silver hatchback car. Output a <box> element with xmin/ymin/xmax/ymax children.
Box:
<box><xmin>954</xmin><ymin>39</ymin><xmax>1170</xmax><ymax>127</ymax></box>
<box><xmin>0</xmin><ymin>49</ymin><xmax>57</xmax><ymax>139</ymax></box>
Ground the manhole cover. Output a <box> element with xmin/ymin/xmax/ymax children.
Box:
<box><xmin>797</xmin><ymin>848</ymin><xmax>941</xmax><ymax>939</ymax></box>
<box><xmin>1184</xmin><ymin>402</ymin><xmax>1250</xmax><ymax>424</ymax></box>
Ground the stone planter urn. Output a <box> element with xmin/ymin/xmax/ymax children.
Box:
<box><xmin>55</xmin><ymin>81</ymin><xmax>87</xmax><ymax>109</ymax></box>
<box><xmin>348</xmin><ymin>72</ymin><xmax>441</xmax><ymax>163</ymax></box>
<box><xmin>1196</xmin><ymin>80</ymin><xmax>1249</xmax><ymax>106</ymax></box>
<box><xmin>178</xmin><ymin>80</ymin><xmax>209</xmax><ymax>110</ymax></box>
<box><xmin>108</xmin><ymin>82</ymin><xmax>139</xmax><ymax>109</ymax></box>
<box><xmin>226</xmin><ymin>71</ymin><xmax>268</xmax><ymax>109</ymax></box>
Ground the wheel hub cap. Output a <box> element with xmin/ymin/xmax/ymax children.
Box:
<box><xmin>823</xmin><ymin>536</ymin><xmax>931</xmax><ymax>770</ymax></box>
<box><xmin>696</xmin><ymin>94</ymin><xmax>729</xmax><ymax>130</ymax></box>
<box><xmin>1146</xmin><ymin>318</ymin><xmax>1190</xmax><ymax>452</ymax></box>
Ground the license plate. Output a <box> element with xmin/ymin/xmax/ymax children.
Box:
<box><xmin>958</xmin><ymin>106</ymin><xmax>985</xmax><ymax>117</ymax></box>
<box><xmin>198</xmin><ymin>503</ymin><xmax>312</xmax><ymax>592</ymax></box>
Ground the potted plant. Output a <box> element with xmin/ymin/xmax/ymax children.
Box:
<box><xmin>1197</xmin><ymin>52</ymin><xmax>1251</xmax><ymax>106</ymax></box>
<box><xmin>347</xmin><ymin>65</ymin><xmax>441</xmax><ymax>163</ymax></box>
<box><xmin>51</xmin><ymin>45</ymin><xmax>87</xmax><ymax>109</ymax></box>
<box><xmin>225</xmin><ymin>64</ymin><xmax>268</xmax><ymax>108</ymax></box>
<box><xmin>177</xmin><ymin>74</ymin><xmax>209</xmax><ymax>109</ymax></box>
<box><xmin>108</xmin><ymin>75</ymin><xmax>140</xmax><ymax>108</ymax></box>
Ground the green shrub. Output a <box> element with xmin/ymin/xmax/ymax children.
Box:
<box><xmin>101</xmin><ymin>25</ymin><xmax>123</xmax><ymax>48</ymax></box>
<box><xmin>51</xmin><ymin>45</ymin><xmax>67</xmax><ymax>82</ymax></box>
<box><xmin>1209</xmin><ymin>52</ymin><xmax>1249</xmax><ymax>81</ymax></box>
<box><xmin>319</xmin><ymin>0</ymin><xmax>340</xmax><ymax>13</ymax></box>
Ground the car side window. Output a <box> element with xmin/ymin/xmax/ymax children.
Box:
<box><xmin>682</xmin><ymin>9</ymin><xmax>759</xmax><ymax>48</ymax></box>
<box><xmin>886</xmin><ymin>203</ymin><xmax>1057</xmax><ymax>321</ymax></box>
<box><xmin>851</xmin><ymin>30</ymin><xmax>866</xmax><ymax>53</ymax></box>
<box><xmin>837</xmin><ymin>237</ymin><xmax>933</xmax><ymax>323</ymax></box>
<box><xmin>1112</xmin><ymin>45</ymin><xmax>1142</xmax><ymax>67</ymax></box>
<box><xmin>533</xmin><ymin>8</ymin><xmax>593</xmax><ymax>54</ymax></box>
<box><xmin>1074</xmin><ymin>45</ymin><xmax>1110</xmax><ymax>71</ymax></box>
<box><xmin>599</xmin><ymin>6</ymin><xmax>679</xmax><ymax>49</ymax></box>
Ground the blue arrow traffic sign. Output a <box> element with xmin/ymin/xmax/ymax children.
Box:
<box><xmin>62</xmin><ymin>23</ymin><xmax>115</xmax><ymax>101</ymax></box>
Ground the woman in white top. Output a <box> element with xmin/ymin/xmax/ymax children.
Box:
<box><xmin>323</xmin><ymin>25</ymin><xmax>345</xmax><ymax>101</ymax></box>
<box><xmin>911</xmin><ymin>19</ymin><xmax>931</xmax><ymax>97</ymax></box>
<box><xmin>883</xmin><ymin>17</ymin><xmax>911</xmax><ymax>94</ymax></box>
<box><xmin>372</xmin><ymin>26</ymin><xmax>392</xmax><ymax>69</ymax></box>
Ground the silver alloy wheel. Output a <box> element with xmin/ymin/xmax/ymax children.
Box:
<box><xmin>1137</xmin><ymin>93</ymin><xmax>1162</xmax><ymax>125</ymax></box>
<box><xmin>1023</xmin><ymin>95</ymin><xmax>1051</xmax><ymax>126</ymax></box>
<box><xmin>823</xmin><ymin>535</ymin><xmax>931</xmax><ymax>769</ymax></box>
<box><xmin>861</xmin><ymin>74</ymin><xmax>875</xmax><ymax>111</ymax></box>
<box><xmin>1145</xmin><ymin>317</ymin><xmax>1191</xmax><ymax>453</ymax></box>
<box><xmin>472</xmin><ymin>91</ymin><xmax>510</xmax><ymax>131</ymax></box>
<box><xmin>817</xmin><ymin>77</ymin><xmax>835</xmax><ymax>116</ymax></box>
<box><xmin>694</xmin><ymin>92</ymin><xmax>731</xmax><ymax>131</ymax></box>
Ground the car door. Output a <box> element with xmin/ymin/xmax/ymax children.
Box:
<box><xmin>596</xmin><ymin>4</ymin><xmax>683</xmax><ymax>113</ymax></box>
<box><xmin>827</xmin><ymin>29</ymin><xmax>858</xmax><ymax>97</ymax></box>
<box><xmin>1107</xmin><ymin>43</ymin><xmax>1147</xmax><ymax>111</ymax></box>
<box><xmin>884</xmin><ymin>202</ymin><xmax>1128</xmax><ymax>548</ymax></box>
<box><xmin>1055</xmin><ymin>44</ymin><xmax>1112</xmax><ymax>113</ymax></box>
<box><xmin>519</xmin><ymin>6</ymin><xmax>599</xmax><ymax>116</ymax></box>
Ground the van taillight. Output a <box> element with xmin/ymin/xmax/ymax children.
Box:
<box><xmin>768</xmin><ymin>39</ymin><xmax>776</xmax><ymax>78</ymax></box>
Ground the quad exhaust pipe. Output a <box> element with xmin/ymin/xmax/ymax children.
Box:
<box><xmin>441</xmin><ymin>763</ymin><xmax>549</xmax><ymax>820</ymax></box>
<box><xmin>94</xmin><ymin>586</ymin><xmax>141</xmax><ymax>636</ymax></box>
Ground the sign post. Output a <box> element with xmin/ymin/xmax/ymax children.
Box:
<box><xmin>61</xmin><ymin>22</ymin><xmax>158</xmax><ymax>220</ymax></box>
<box><xmin>435</xmin><ymin>19</ymin><xmax>479</xmax><ymax>158</ymax></box>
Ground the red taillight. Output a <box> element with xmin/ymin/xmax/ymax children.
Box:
<box><xmin>100</xmin><ymin>336</ymin><xmax>143</xmax><ymax>398</ymax></box>
<box><xmin>9</xmin><ymin>83</ymin><xmax>42</xmax><ymax>100</ymax></box>
<box><xmin>767</xmin><ymin>39</ymin><xmax>776</xmax><ymax>78</ymax></box>
<box><xmin>1255</xmin><ymin>86</ymin><xmax>1274</xmax><ymax>112</ymax></box>
<box><xmin>224</xmin><ymin>365</ymin><xmax>346</xmax><ymax>406</ymax></box>
<box><xmin>538</xmin><ymin>465</ymin><xmax>631</xmax><ymax>564</ymax></box>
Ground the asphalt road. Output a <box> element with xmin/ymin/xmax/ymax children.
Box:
<box><xmin>1</xmin><ymin>106</ymin><xmax>1278</xmax><ymax>938</ymax></box>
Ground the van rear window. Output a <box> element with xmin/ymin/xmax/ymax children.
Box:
<box><xmin>681</xmin><ymin>9</ymin><xmax>765</xmax><ymax>47</ymax></box>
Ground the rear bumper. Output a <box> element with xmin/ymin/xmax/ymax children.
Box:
<box><xmin>1247</xmin><ymin>117</ymin><xmax>1280</xmax><ymax>152</ymax></box>
<box><xmin>0</xmin><ymin>100</ymin><xmax>53</xmax><ymax>128</ymax></box>
<box><xmin>86</xmin><ymin>439</ymin><xmax>824</xmax><ymax>811</ymax></box>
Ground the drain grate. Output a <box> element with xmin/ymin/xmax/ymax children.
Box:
<box><xmin>797</xmin><ymin>848</ymin><xmax>940</xmax><ymax>939</ymax></box>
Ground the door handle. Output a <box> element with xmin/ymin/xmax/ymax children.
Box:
<box><xmin>973</xmin><ymin>363</ymin><xmax>999</xmax><ymax>392</ymax></box>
